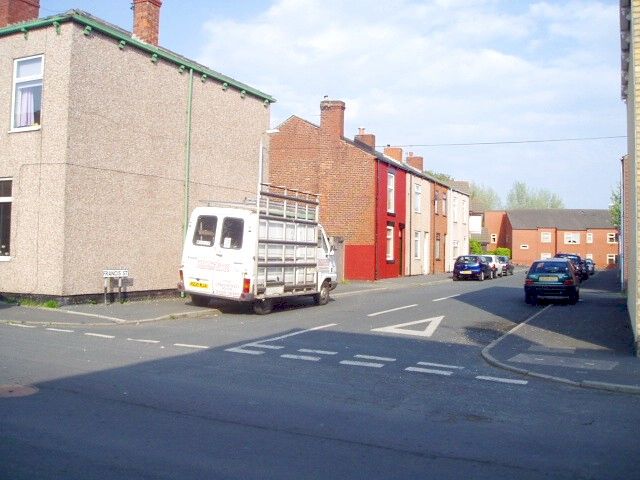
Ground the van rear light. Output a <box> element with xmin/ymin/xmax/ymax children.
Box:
<box><xmin>243</xmin><ymin>278</ymin><xmax>251</xmax><ymax>294</ymax></box>
<box><xmin>179</xmin><ymin>269</ymin><xmax>184</xmax><ymax>282</ymax></box>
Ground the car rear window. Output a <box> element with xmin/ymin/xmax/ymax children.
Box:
<box><xmin>457</xmin><ymin>256</ymin><xmax>478</xmax><ymax>263</ymax></box>
<box><xmin>531</xmin><ymin>262</ymin><xmax>569</xmax><ymax>274</ymax></box>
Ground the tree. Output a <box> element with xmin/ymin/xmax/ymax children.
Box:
<box><xmin>470</xmin><ymin>183</ymin><xmax>502</xmax><ymax>211</ymax></box>
<box><xmin>505</xmin><ymin>181</ymin><xmax>564</xmax><ymax>209</ymax></box>
<box><xmin>425</xmin><ymin>170</ymin><xmax>455</xmax><ymax>183</ymax></box>
<box><xmin>610</xmin><ymin>183</ymin><xmax>621</xmax><ymax>229</ymax></box>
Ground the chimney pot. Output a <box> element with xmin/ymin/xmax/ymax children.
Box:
<box><xmin>133</xmin><ymin>0</ymin><xmax>162</xmax><ymax>46</ymax></box>
<box><xmin>0</xmin><ymin>0</ymin><xmax>40</xmax><ymax>28</ymax></box>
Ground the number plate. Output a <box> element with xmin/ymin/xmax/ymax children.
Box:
<box><xmin>539</xmin><ymin>276</ymin><xmax>558</xmax><ymax>282</ymax></box>
<box><xmin>189</xmin><ymin>280</ymin><xmax>209</xmax><ymax>289</ymax></box>
<box><xmin>461</xmin><ymin>270</ymin><xmax>472</xmax><ymax>274</ymax></box>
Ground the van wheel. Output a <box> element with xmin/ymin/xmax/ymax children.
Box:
<box><xmin>190</xmin><ymin>294</ymin><xmax>210</xmax><ymax>307</ymax></box>
<box><xmin>314</xmin><ymin>281</ymin><xmax>330</xmax><ymax>306</ymax></box>
<box><xmin>253</xmin><ymin>298</ymin><xmax>273</xmax><ymax>315</ymax></box>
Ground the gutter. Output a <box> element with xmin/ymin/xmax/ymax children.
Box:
<box><xmin>183</xmin><ymin>68</ymin><xmax>194</xmax><ymax>240</ymax></box>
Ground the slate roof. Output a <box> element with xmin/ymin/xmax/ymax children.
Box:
<box><xmin>506</xmin><ymin>209</ymin><xmax>614</xmax><ymax>230</ymax></box>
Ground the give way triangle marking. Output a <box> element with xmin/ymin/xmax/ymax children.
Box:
<box><xmin>371</xmin><ymin>316</ymin><xmax>444</xmax><ymax>338</ymax></box>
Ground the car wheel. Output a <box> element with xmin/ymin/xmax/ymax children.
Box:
<box><xmin>525</xmin><ymin>292</ymin><xmax>537</xmax><ymax>305</ymax></box>
<box><xmin>568</xmin><ymin>290</ymin><xmax>579</xmax><ymax>305</ymax></box>
<box><xmin>253</xmin><ymin>298</ymin><xmax>274</xmax><ymax>315</ymax></box>
<box><xmin>478</xmin><ymin>271</ymin><xmax>484</xmax><ymax>281</ymax></box>
<box><xmin>453</xmin><ymin>275</ymin><xmax>459</xmax><ymax>281</ymax></box>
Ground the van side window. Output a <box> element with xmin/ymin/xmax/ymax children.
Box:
<box><xmin>221</xmin><ymin>217</ymin><xmax>244</xmax><ymax>249</ymax></box>
<box><xmin>193</xmin><ymin>216</ymin><xmax>217</xmax><ymax>247</ymax></box>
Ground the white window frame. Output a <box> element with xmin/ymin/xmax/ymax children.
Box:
<box><xmin>413</xmin><ymin>231</ymin><xmax>421</xmax><ymax>259</ymax></box>
<box><xmin>452</xmin><ymin>196</ymin><xmax>458</xmax><ymax>223</ymax></box>
<box><xmin>386</xmin><ymin>225</ymin><xmax>394</xmax><ymax>261</ymax></box>
<box><xmin>0</xmin><ymin>178</ymin><xmax>13</xmax><ymax>261</ymax></box>
<box><xmin>586</xmin><ymin>232</ymin><xmax>593</xmax><ymax>244</ymax></box>
<box><xmin>586</xmin><ymin>253</ymin><xmax>593</xmax><ymax>260</ymax></box>
<box><xmin>490</xmin><ymin>233</ymin><xmax>497</xmax><ymax>244</ymax></box>
<box><xmin>434</xmin><ymin>192</ymin><xmax>439</xmax><ymax>214</ymax></box>
<box><xmin>11</xmin><ymin>54</ymin><xmax>44</xmax><ymax>132</ymax></box>
<box><xmin>564</xmin><ymin>232</ymin><xmax>580</xmax><ymax>245</ymax></box>
<box><xmin>541</xmin><ymin>252</ymin><xmax>552</xmax><ymax>259</ymax></box>
<box><xmin>540</xmin><ymin>232</ymin><xmax>552</xmax><ymax>243</ymax></box>
<box><xmin>607</xmin><ymin>232</ymin><xmax>618</xmax><ymax>244</ymax></box>
<box><xmin>607</xmin><ymin>253</ymin><xmax>616</xmax><ymax>265</ymax></box>
<box><xmin>414</xmin><ymin>183</ymin><xmax>421</xmax><ymax>214</ymax></box>
<box><xmin>442</xmin><ymin>195</ymin><xmax>447</xmax><ymax>216</ymax></box>
<box><xmin>387</xmin><ymin>172</ymin><xmax>395</xmax><ymax>214</ymax></box>
<box><xmin>520</xmin><ymin>244</ymin><xmax>529</xmax><ymax>250</ymax></box>
<box><xmin>462</xmin><ymin>199</ymin><xmax>467</xmax><ymax>225</ymax></box>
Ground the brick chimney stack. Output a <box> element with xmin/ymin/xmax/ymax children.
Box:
<box><xmin>354</xmin><ymin>127</ymin><xmax>376</xmax><ymax>149</ymax></box>
<box><xmin>320</xmin><ymin>98</ymin><xmax>345</xmax><ymax>139</ymax></box>
<box><xmin>133</xmin><ymin>0</ymin><xmax>162</xmax><ymax>46</ymax></box>
<box><xmin>406</xmin><ymin>151</ymin><xmax>424</xmax><ymax>171</ymax></box>
<box><xmin>0</xmin><ymin>0</ymin><xmax>40</xmax><ymax>28</ymax></box>
<box><xmin>384</xmin><ymin>145</ymin><xmax>403</xmax><ymax>162</ymax></box>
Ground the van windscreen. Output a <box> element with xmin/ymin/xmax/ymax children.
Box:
<box><xmin>193</xmin><ymin>216</ymin><xmax>217</xmax><ymax>247</ymax></box>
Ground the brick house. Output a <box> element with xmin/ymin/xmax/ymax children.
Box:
<box><xmin>268</xmin><ymin>99</ymin><xmax>465</xmax><ymax>280</ymax></box>
<box><xmin>620</xmin><ymin>0</ymin><xmax>640</xmax><ymax>354</ymax></box>
<box><xmin>0</xmin><ymin>0</ymin><xmax>274</xmax><ymax>300</ymax></box>
<box><xmin>483</xmin><ymin>210</ymin><xmax>619</xmax><ymax>267</ymax></box>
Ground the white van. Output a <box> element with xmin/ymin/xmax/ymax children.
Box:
<box><xmin>179</xmin><ymin>185</ymin><xmax>337</xmax><ymax>314</ymax></box>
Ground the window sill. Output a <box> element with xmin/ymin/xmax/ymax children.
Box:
<box><xmin>0</xmin><ymin>256</ymin><xmax>11</xmax><ymax>262</ymax></box>
<box><xmin>9</xmin><ymin>125</ymin><xmax>41</xmax><ymax>133</ymax></box>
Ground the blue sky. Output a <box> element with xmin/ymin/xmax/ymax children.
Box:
<box><xmin>40</xmin><ymin>0</ymin><xmax>626</xmax><ymax>209</ymax></box>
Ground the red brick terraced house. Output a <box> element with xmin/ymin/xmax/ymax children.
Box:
<box><xmin>483</xmin><ymin>210</ymin><xmax>619</xmax><ymax>268</ymax></box>
<box><xmin>268</xmin><ymin>99</ymin><xmax>459</xmax><ymax>280</ymax></box>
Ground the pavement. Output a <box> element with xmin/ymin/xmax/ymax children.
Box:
<box><xmin>1</xmin><ymin>267</ymin><xmax>638</xmax><ymax>395</ymax></box>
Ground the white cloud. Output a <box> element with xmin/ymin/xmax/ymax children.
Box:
<box><xmin>197</xmin><ymin>0</ymin><xmax>625</xmax><ymax>208</ymax></box>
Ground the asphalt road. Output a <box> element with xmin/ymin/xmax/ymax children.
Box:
<box><xmin>1</xmin><ymin>273</ymin><xmax>639</xmax><ymax>479</ymax></box>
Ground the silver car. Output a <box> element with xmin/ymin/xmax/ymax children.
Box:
<box><xmin>481</xmin><ymin>254</ymin><xmax>502</xmax><ymax>278</ymax></box>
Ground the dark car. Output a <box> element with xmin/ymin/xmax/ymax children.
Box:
<box><xmin>453</xmin><ymin>255</ymin><xmax>492</xmax><ymax>281</ymax></box>
<box><xmin>554</xmin><ymin>253</ymin><xmax>588</xmax><ymax>281</ymax></box>
<box><xmin>585</xmin><ymin>258</ymin><xmax>596</xmax><ymax>275</ymax></box>
<box><xmin>524</xmin><ymin>258</ymin><xmax>580</xmax><ymax>305</ymax></box>
<box><xmin>497</xmin><ymin>255</ymin><xmax>514</xmax><ymax>276</ymax></box>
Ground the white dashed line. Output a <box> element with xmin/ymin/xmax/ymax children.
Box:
<box><xmin>247</xmin><ymin>343</ymin><xmax>284</xmax><ymax>350</ymax></box>
<box><xmin>340</xmin><ymin>360</ymin><xmax>385</xmax><ymax>368</ymax></box>
<box><xmin>476</xmin><ymin>376</ymin><xmax>528</xmax><ymax>385</ymax></box>
<box><xmin>298</xmin><ymin>349</ymin><xmax>338</xmax><ymax>355</ymax></box>
<box><xmin>225</xmin><ymin>347</ymin><xmax>265</xmax><ymax>355</ymax></box>
<box><xmin>367</xmin><ymin>304</ymin><xmax>418</xmax><ymax>317</ymax></box>
<box><xmin>417</xmin><ymin>361</ymin><xmax>464</xmax><ymax>370</ymax></box>
<box><xmin>8</xmin><ymin>323</ymin><xmax>36</xmax><ymax>328</ymax></box>
<box><xmin>46</xmin><ymin>328</ymin><xmax>74</xmax><ymax>333</ymax></box>
<box><xmin>354</xmin><ymin>354</ymin><xmax>396</xmax><ymax>362</ymax></box>
<box><xmin>405</xmin><ymin>366</ymin><xmax>453</xmax><ymax>376</ymax></box>
<box><xmin>84</xmin><ymin>333</ymin><xmax>115</xmax><ymax>339</ymax></box>
<box><xmin>127</xmin><ymin>338</ymin><xmax>160</xmax><ymax>344</ymax></box>
<box><xmin>280</xmin><ymin>354</ymin><xmax>321</xmax><ymax>362</ymax></box>
<box><xmin>432</xmin><ymin>294</ymin><xmax>461</xmax><ymax>302</ymax></box>
<box><xmin>174</xmin><ymin>343</ymin><xmax>208</xmax><ymax>350</ymax></box>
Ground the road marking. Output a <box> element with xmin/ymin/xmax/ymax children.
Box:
<box><xmin>225</xmin><ymin>347</ymin><xmax>265</xmax><ymax>355</ymax></box>
<box><xmin>298</xmin><ymin>349</ymin><xmax>338</xmax><ymax>355</ymax></box>
<box><xmin>372</xmin><ymin>316</ymin><xmax>444</xmax><ymax>338</ymax></box>
<box><xmin>46</xmin><ymin>328</ymin><xmax>73</xmax><ymax>333</ymax></box>
<box><xmin>333</xmin><ymin>287</ymin><xmax>388</xmax><ymax>297</ymax></box>
<box><xmin>476</xmin><ymin>376</ymin><xmax>528</xmax><ymax>385</ymax></box>
<box><xmin>174</xmin><ymin>343</ymin><xmax>208</xmax><ymax>349</ymax></box>
<box><xmin>405</xmin><ymin>366</ymin><xmax>452</xmax><ymax>376</ymax></box>
<box><xmin>280</xmin><ymin>354</ymin><xmax>321</xmax><ymax>362</ymax></box>
<box><xmin>432</xmin><ymin>294</ymin><xmax>460</xmax><ymax>302</ymax></box>
<box><xmin>84</xmin><ymin>333</ymin><xmax>115</xmax><ymax>339</ymax></box>
<box><xmin>354</xmin><ymin>354</ymin><xmax>396</xmax><ymax>362</ymax></box>
<box><xmin>127</xmin><ymin>338</ymin><xmax>160</xmax><ymax>344</ymax></box>
<box><xmin>255</xmin><ymin>323</ymin><xmax>338</xmax><ymax>343</ymax></box>
<box><xmin>367</xmin><ymin>304</ymin><xmax>417</xmax><ymax>317</ymax></box>
<box><xmin>417</xmin><ymin>361</ymin><xmax>464</xmax><ymax>370</ymax></box>
<box><xmin>8</xmin><ymin>323</ymin><xmax>36</xmax><ymax>328</ymax></box>
<box><xmin>340</xmin><ymin>360</ymin><xmax>385</xmax><ymax>368</ymax></box>
<box><xmin>246</xmin><ymin>343</ymin><xmax>284</xmax><ymax>350</ymax></box>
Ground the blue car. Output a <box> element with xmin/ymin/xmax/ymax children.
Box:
<box><xmin>453</xmin><ymin>255</ymin><xmax>492</xmax><ymax>281</ymax></box>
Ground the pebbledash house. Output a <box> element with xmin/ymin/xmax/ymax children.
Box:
<box><xmin>0</xmin><ymin>0</ymin><xmax>274</xmax><ymax>301</ymax></box>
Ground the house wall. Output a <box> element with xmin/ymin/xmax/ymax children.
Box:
<box><xmin>431</xmin><ymin>183</ymin><xmax>448</xmax><ymax>273</ymax></box>
<box><xmin>0</xmin><ymin>21</ymin><xmax>270</xmax><ymax>296</ymax></box>
<box><xmin>405</xmin><ymin>173</ymin><xmax>431</xmax><ymax>275</ymax></box>
<box><xmin>376</xmin><ymin>162</ymin><xmax>406</xmax><ymax>279</ymax></box>
<box><xmin>445</xmin><ymin>189</ymin><xmax>469</xmax><ymax>271</ymax></box>
<box><xmin>269</xmin><ymin>117</ymin><xmax>377</xmax><ymax>280</ymax></box>
<box><xmin>484</xmin><ymin>211</ymin><xmax>509</xmax><ymax>250</ymax></box>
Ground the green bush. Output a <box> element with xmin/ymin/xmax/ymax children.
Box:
<box><xmin>494</xmin><ymin>247</ymin><xmax>511</xmax><ymax>258</ymax></box>
<box><xmin>469</xmin><ymin>240</ymin><xmax>483</xmax><ymax>254</ymax></box>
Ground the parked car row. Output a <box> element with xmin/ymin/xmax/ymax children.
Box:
<box><xmin>452</xmin><ymin>254</ymin><xmax>514</xmax><ymax>281</ymax></box>
<box><xmin>523</xmin><ymin>253</ymin><xmax>596</xmax><ymax>305</ymax></box>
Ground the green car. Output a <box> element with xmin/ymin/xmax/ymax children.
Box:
<box><xmin>524</xmin><ymin>258</ymin><xmax>579</xmax><ymax>305</ymax></box>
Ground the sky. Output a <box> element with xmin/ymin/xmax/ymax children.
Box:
<box><xmin>40</xmin><ymin>0</ymin><xmax>627</xmax><ymax>209</ymax></box>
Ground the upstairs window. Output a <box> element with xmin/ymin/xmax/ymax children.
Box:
<box><xmin>564</xmin><ymin>232</ymin><xmax>580</xmax><ymax>244</ymax></box>
<box><xmin>434</xmin><ymin>192</ymin><xmax>440</xmax><ymax>214</ymax></box>
<box><xmin>541</xmin><ymin>232</ymin><xmax>551</xmax><ymax>243</ymax></box>
<box><xmin>607</xmin><ymin>232</ymin><xmax>619</xmax><ymax>244</ymax></box>
<box><xmin>387</xmin><ymin>172</ymin><xmax>395</xmax><ymax>214</ymax></box>
<box><xmin>414</xmin><ymin>184</ymin><xmax>421</xmax><ymax>213</ymax></box>
<box><xmin>12</xmin><ymin>55</ymin><xmax>43</xmax><ymax>130</ymax></box>
<box><xmin>0</xmin><ymin>179</ymin><xmax>12</xmax><ymax>259</ymax></box>
<box><xmin>586</xmin><ymin>232</ymin><xmax>593</xmax><ymax>244</ymax></box>
<box><xmin>442</xmin><ymin>194</ymin><xmax>447</xmax><ymax>216</ymax></box>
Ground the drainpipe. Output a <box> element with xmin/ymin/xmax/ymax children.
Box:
<box><xmin>183</xmin><ymin>68</ymin><xmax>194</xmax><ymax>240</ymax></box>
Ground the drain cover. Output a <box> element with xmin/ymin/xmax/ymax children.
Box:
<box><xmin>0</xmin><ymin>384</ymin><xmax>39</xmax><ymax>398</ymax></box>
